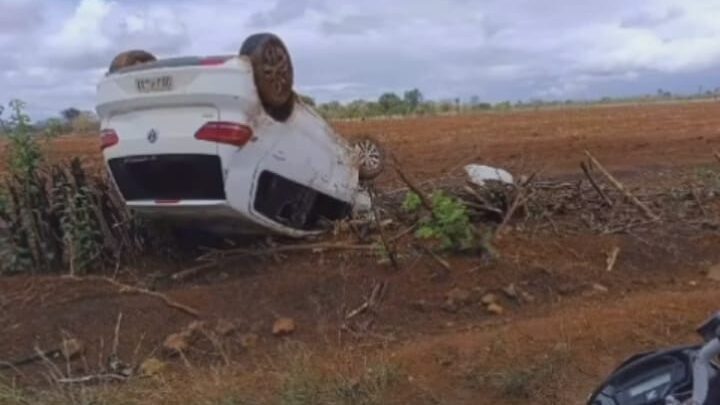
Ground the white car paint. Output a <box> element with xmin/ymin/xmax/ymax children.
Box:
<box><xmin>96</xmin><ymin>55</ymin><xmax>361</xmax><ymax>237</ymax></box>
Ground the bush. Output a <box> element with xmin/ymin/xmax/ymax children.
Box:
<box><xmin>403</xmin><ymin>191</ymin><xmax>476</xmax><ymax>251</ymax></box>
<box><xmin>0</xmin><ymin>100</ymin><xmax>145</xmax><ymax>275</ymax></box>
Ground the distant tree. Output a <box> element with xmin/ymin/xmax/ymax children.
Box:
<box><xmin>437</xmin><ymin>100</ymin><xmax>455</xmax><ymax>113</ymax></box>
<box><xmin>61</xmin><ymin>108</ymin><xmax>81</xmax><ymax>122</ymax></box>
<box><xmin>345</xmin><ymin>99</ymin><xmax>371</xmax><ymax>119</ymax></box>
<box><xmin>317</xmin><ymin>101</ymin><xmax>343</xmax><ymax>119</ymax></box>
<box><xmin>468</xmin><ymin>96</ymin><xmax>491</xmax><ymax>111</ymax></box>
<box><xmin>71</xmin><ymin>111</ymin><xmax>99</xmax><ymax>134</ymax></box>
<box><xmin>403</xmin><ymin>89</ymin><xmax>423</xmax><ymax>112</ymax></box>
<box><xmin>378</xmin><ymin>92</ymin><xmax>404</xmax><ymax>114</ymax></box>
<box><xmin>34</xmin><ymin>118</ymin><xmax>69</xmax><ymax>137</ymax></box>
<box><xmin>0</xmin><ymin>104</ymin><xmax>5</xmax><ymax>133</ymax></box>
<box><xmin>494</xmin><ymin>101</ymin><xmax>512</xmax><ymax>111</ymax></box>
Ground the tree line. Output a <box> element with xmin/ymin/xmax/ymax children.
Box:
<box><xmin>302</xmin><ymin>87</ymin><xmax>720</xmax><ymax>120</ymax></box>
<box><xmin>3</xmin><ymin>85</ymin><xmax>720</xmax><ymax>136</ymax></box>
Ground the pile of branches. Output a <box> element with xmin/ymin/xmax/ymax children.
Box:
<box><xmin>453</xmin><ymin>151</ymin><xmax>719</xmax><ymax>237</ymax></box>
<box><xmin>0</xmin><ymin>158</ymin><xmax>146</xmax><ymax>275</ymax></box>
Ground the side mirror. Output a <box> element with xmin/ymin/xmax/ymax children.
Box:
<box><xmin>697</xmin><ymin>311</ymin><xmax>720</xmax><ymax>342</ymax></box>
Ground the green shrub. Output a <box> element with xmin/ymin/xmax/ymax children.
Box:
<box><xmin>403</xmin><ymin>191</ymin><xmax>475</xmax><ymax>251</ymax></box>
<box><xmin>0</xmin><ymin>100</ymin><xmax>145</xmax><ymax>275</ymax></box>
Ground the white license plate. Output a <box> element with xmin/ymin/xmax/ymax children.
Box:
<box><xmin>136</xmin><ymin>76</ymin><xmax>173</xmax><ymax>93</ymax></box>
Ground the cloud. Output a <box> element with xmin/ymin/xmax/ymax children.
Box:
<box><xmin>621</xmin><ymin>6</ymin><xmax>684</xmax><ymax>28</ymax></box>
<box><xmin>321</xmin><ymin>14</ymin><xmax>384</xmax><ymax>36</ymax></box>
<box><xmin>248</xmin><ymin>0</ymin><xmax>316</xmax><ymax>28</ymax></box>
<box><xmin>46</xmin><ymin>0</ymin><xmax>189</xmax><ymax>70</ymax></box>
<box><xmin>4</xmin><ymin>0</ymin><xmax>720</xmax><ymax>119</ymax></box>
<box><xmin>0</xmin><ymin>0</ymin><xmax>43</xmax><ymax>34</ymax></box>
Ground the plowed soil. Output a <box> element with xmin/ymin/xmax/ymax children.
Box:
<box><xmin>3</xmin><ymin>101</ymin><xmax>720</xmax><ymax>404</ymax></box>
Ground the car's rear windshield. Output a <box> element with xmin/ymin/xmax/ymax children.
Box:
<box><xmin>110</xmin><ymin>55</ymin><xmax>234</xmax><ymax>75</ymax></box>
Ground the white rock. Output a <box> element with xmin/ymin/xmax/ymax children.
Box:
<box><xmin>464</xmin><ymin>164</ymin><xmax>514</xmax><ymax>187</ymax></box>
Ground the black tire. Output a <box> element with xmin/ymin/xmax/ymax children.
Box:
<box><xmin>353</xmin><ymin>135</ymin><xmax>385</xmax><ymax>181</ymax></box>
<box><xmin>108</xmin><ymin>50</ymin><xmax>156</xmax><ymax>74</ymax></box>
<box><xmin>240</xmin><ymin>33</ymin><xmax>295</xmax><ymax>121</ymax></box>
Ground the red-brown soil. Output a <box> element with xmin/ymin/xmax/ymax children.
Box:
<box><xmin>3</xmin><ymin>101</ymin><xmax>720</xmax><ymax>404</ymax></box>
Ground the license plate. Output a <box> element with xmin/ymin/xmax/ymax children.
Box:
<box><xmin>136</xmin><ymin>76</ymin><xmax>173</xmax><ymax>93</ymax></box>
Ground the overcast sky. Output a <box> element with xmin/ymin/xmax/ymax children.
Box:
<box><xmin>2</xmin><ymin>0</ymin><xmax>720</xmax><ymax>119</ymax></box>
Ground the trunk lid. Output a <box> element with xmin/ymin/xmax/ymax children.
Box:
<box><xmin>106</xmin><ymin>106</ymin><xmax>220</xmax><ymax>157</ymax></box>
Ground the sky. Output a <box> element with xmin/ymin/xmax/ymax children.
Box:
<box><xmin>2</xmin><ymin>0</ymin><xmax>720</xmax><ymax>119</ymax></box>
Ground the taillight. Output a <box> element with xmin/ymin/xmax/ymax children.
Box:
<box><xmin>195</xmin><ymin>122</ymin><xmax>253</xmax><ymax>147</ymax></box>
<box><xmin>100</xmin><ymin>129</ymin><xmax>119</xmax><ymax>151</ymax></box>
<box><xmin>200</xmin><ymin>57</ymin><xmax>227</xmax><ymax>66</ymax></box>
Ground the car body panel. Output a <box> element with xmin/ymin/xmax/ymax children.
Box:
<box><xmin>96</xmin><ymin>55</ymin><xmax>360</xmax><ymax>237</ymax></box>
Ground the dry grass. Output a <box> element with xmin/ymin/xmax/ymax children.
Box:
<box><xmin>0</xmin><ymin>344</ymin><xmax>401</xmax><ymax>405</ymax></box>
<box><xmin>464</xmin><ymin>343</ymin><xmax>572</xmax><ymax>402</ymax></box>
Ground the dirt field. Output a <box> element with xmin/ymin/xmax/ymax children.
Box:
<box><xmin>36</xmin><ymin>101</ymin><xmax>720</xmax><ymax>182</ymax></box>
<box><xmin>3</xmin><ymin>101</ymin><xmax>720</xmax><ymax>404</ymax></box>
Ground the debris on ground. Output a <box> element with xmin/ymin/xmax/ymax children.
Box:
<box><xmin>481</xmin><ymin>293</ymin><xmax>498</xmax><ymax>306</ymax></box>
<box><xmin>163</xmin><ymin>332</ymin><xmax>191</xmax><ymax>354</ymax></box>
<box><xmin>272</xmin><ymin>318</ymin><xmax>296</xmax><ymax>337</ymax></box>
<box><xmin>606</xmin><ymin>247</ymin><xmax>621</xmax><ymax>272</ymax></box>
<box><xmin>215</xmin><ymin>319</ymin><xmax>241</xmax><ymax>337</ymax></box>
<box><xmin>162</xmin><ymin>321</ymin><xmax>205</xmax><ymax>354</ymax></box>
<box><xmin>502</xmin><ymin>284</ymin><xmax>519</xmax><ymax>300</ymax></box>
<box><xmin>464</xmin><ymin>164</ymin><xmax>514</xmax><ymax>187</ymax></box>
<box><xmin>352</xmin><ymin>189</ymin><xmax>373</xmax><ymax>215</ymax></box>
<box><xmin>442</xmin><ymin>288</ymin><xmax>473</xmax><ymax>313</ymax></box>
<box><xmin>486</xmin><ymin>303</ymin><xmax>505</xmax><ymax>315</ymax></box>
<box><xmin>583</xmin><ymin>283</ymin><xmax>610</xmax><ymax>298</ymax></box>
<box><xmin>138</xmin><ymin>358</ymin><xmax>167</xmax><ymax>377</ymax></box>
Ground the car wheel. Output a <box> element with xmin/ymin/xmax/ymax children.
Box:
<box><xmin>353</xmin><ymin>136</ymin><xmax>385</xmax><ymax>181</ymax></box>
<box><xmin>108</xmin><ymin>50</ymin><xmax>156</xmax><ymax>74</ymax></box>
<box><xmin>240</xmin><ymin>33</ymin><xmax>295</xmax><ymax>122</ymax></box>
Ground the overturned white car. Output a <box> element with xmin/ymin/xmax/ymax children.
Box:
<box><xmin>96</xmin><ymin>33</ymin><xmax>383</xmax><ymax>236</ymax></box>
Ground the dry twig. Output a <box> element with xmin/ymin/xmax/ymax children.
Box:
<box><xmin>421</xmin><ymin>246</ymin><xmax>453</xmax><ymax>273</ymax></box>
<box><xmin>112</xmin><ymin>312</ymin><xmax>122</xmax><ymax>357</ymax></box>
<box><xmin>606</xmin><ymin>247</ymin><xmax>620</xmax><ymax>272</ymax></box>
<box><xmin>368</xmin><ymin>186</ymin><xmax>399</xmax><ymax>270</ymax></box>
<box><xmin>69</xmin><ymin>276</ymin><xmax>201</xmax><ymax>317</ymax></box>
<box><xmin>580</xmin><ymin>161</ymin><xmax>614</xmax><ymax>207</ymax></box>
<box><xmin>56</xmin><ymin>374</ymin><xmax>128</xmax><ymax>384</ymax></box>
<box><xmin>392</xmin><ymin>156</ymin><xmax>434</xmax><ymax>212</ymax></box>
<box><xmin>345</xmin><ymin>281</ymin><xmax>388</xmax><ymax>320</ymax></box>
<box><xmin>584</xmin><ymin>151</ymin><xmax>660</xmax><ymax>222</ymax></box>
<box><xmin>495</xmin><ymin>172</ymin><xmax>539</xmax><ymax>236</ymax></box>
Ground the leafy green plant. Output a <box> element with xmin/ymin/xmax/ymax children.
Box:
<box><xmin>401</xmin><ymin>191</ymin><xmax>422</xmax><ymax>212</ymax></box>
<box><xmin>0</xmin><ymin>100</ymin><xmax>146</xmax><ymax>275</ymax></box>
<box><xmin>2</xmin><ymin>100</ymin><xmax>42</xmax><ymax>175</ymax></box>
<box><xmin>403</xmin><ymin>191</ymin><xmax>476</xmax><ymax>251</ymax></box>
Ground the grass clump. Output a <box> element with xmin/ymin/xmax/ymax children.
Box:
<box><xmin>278</xmin><ymin>344</ymin><xmax>400</xmax><ymax>405</ymax></box>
